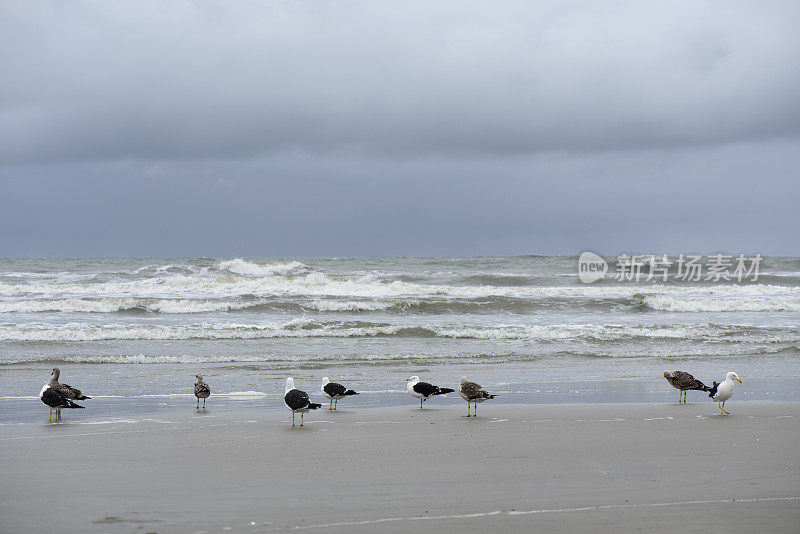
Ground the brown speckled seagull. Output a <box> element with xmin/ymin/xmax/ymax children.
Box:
<box><xmin>459</xmin><ymin>376</ymin><xmax>497</xmax><ymax>417</ymax></box>
<box><xmin>194</xmin><ymin>374</ymin><xmax>211</xmax><ymax>409</ymax></box>
<box><xmin>663</xmin><ymin>370</ymin><xmax>710</xmax><ymax>403</ymax></box>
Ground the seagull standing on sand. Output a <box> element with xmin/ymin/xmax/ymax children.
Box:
<box><xmin>405</xmin><ymin>376</ymin><xmax>454</xmax><ymax>409</ymax></box>
<box><xmin>321</xmin><ymin>377</ymin><xmax>358</xmax><ymax>410</ymax></box>
<box><xmin>284</xmin><ymin>377</ymin><xmax>322</xmax><ymax>427</ymax></box>
<box><xmin>459</xmin><ymin>377</ymin><xmax>497</xmax><ymax>417</ymax></box>
<box><xmin>194</xmin><ymin>374</ymin><xmax>211</xmax><ymax>409</ymax></box>
<box><xmin>707</xmin><ymin>372</ymin><xmax>742</xmax><ymax>415</ymax></box>
<box><xmin>663</xmin><ymin>370</ymin><xmax>710</xmax><ymax>403</ymax></box>
<box><xmin>39</xmin><ymin>368</ymin><xmax>89</xmax><ymax>422</ymax></box>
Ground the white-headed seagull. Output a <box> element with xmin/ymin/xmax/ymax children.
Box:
<box><xmin>707</xmin><ymin>372</ymin><xmax>742</xmax><ymax>415</ymax></box>
<box><xmin>284</xmin><ymin>377</ymin><xmax>322</xmax><ymax>426</ymax></box>
<box><xmin>405</xmin><ymin>376</ymin><xmax>454</xmax><ymax>409</ymax></box>
<box><xmin>321</xmin><ymin>377</ymin><xmax>358</xmax><ymax>410</ymax></box>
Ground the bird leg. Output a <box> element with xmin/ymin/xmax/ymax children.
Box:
<box><xmin>300</xmin><ymin>412</ymin><xmax>304</xmax><ymax>427</ymax></box>
<box><xmin>291</xmin><ymin>412</ymin><xmax>295</xmax><ymax>427</ymax></box>
<box><xmin>329</xmin><ymin>399</ymin><xmax>333</xmax><ymax>410</ymax></box>
<box><xmin>334</xmin><ymin>399</ymin><xmax>338</xmax><ymax>410</ymax></box>
<box><xmin>203</xmin><ymin>398</ymin><xmax>206</xmax><ymax>408</ymax></box>
<box><xmin>420</xmin><ymin>398</ymin><xmax>423</xmax><ymax>410</ymax></box>
<box><xmin>474</xmin><ymin>402</ymin><xmax>478</xmax><ymax>417</ymax></box>
<box><xmin>196</xmin><ymin>398</ymin><xmax>199</xmax><ymax>409</ymax></box>
<box><xmin>48</xmin><ymin>408</ymin><xmax>52</xmax><ymax>422</ymax></box>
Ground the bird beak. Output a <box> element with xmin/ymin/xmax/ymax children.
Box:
<box><xmin>737</xmin><ymin>378</ymin><xmax>742</xmax><ymax>383</ymax></box>
<box><xmin>404</xmin><ymin>378</ymin><xmax>411</xmax><ymax>381</ymax></box>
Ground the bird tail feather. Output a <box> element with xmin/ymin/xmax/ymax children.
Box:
<box><xmin>308</xmin><ymin>403</ymin><xmax>322</xmax><ymax>410</ymax></box>
<box><xmin>67</xmin><ymin>400</ymin><xmax>85</xmax><ymax>409</ymax></box>
<box><xmin>344</xmin><ymin>390</ymin><xmax>358</xmax><ymax>396</ymax></box>
<box><xmin>436</xmin><ymin>388</ymin><xmax>455</xmax><ymax>395</ymax></box>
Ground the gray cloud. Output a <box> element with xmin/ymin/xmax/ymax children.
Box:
<box><xmin>1</xmin><ymin>1</ymin><xmax>799</xmax><ymax>163</ymax></box>
<box><xmin>1</xmin><ymin>2</ymin><xmax>798</xmax><ymax>257</ymax></box>
<box><xmin>2</xmin><ymin>140</ymin><xmax>797</xmax><ymax>256</ymax></box>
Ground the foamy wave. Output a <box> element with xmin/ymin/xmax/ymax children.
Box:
<box><xmin>3</xmin><ymin>319</ymin><xmax>796</xmax><ymax>344</ymax></box>
<box><xmin>642</xmin><ymin>295</ymin><xmax>800</xmax><ymax>312</ymax></box>
<box><xmin>216</xmin><ymin>259</ymin><xmax>307</xmax><ymax>277</ymax></box>
<box><xmin>1</xmin><ymin>267</ymin><xmax>797</xmax><ymax>305</ymax></box>
<box><xmin>0</xmin><ymin>320</ymin><xmax>401</xmax><ymax>342</ymax></box>
<box><xmin>0</xmin><ymin>298</ymin><xmax>270</xmax><ymax>314</ymax></box>
<box><xmin>305</xmin><ymin>299</ymin><xmax>420</xmax><ymax>312</ymax></box>
<box><xmin>433</xmin><ymin>323</ymin><xmax>800</xmax><ymax>343</ymax></box>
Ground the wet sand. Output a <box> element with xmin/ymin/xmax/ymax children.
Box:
<box><xmin>1</xmin><ymin>402</ymin><xmax>798</xmax><ymax>533</ymax></box>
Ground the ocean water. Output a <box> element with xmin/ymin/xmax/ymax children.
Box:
<box><xmin>2</xmin><ymin>256</ymin><xmax>799</xmax><ymax>418</ymax></box>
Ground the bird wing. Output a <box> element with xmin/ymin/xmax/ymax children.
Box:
<box><xmin>673</xmin><ymin>372</ymin><xmax>707</xmax><ymax>390</ymax></box>
<box><xmin>413</xmin><ymin>382</ymin><xmax>439</xmax><ymax>397</ymax></box>
<box><xmin>460</xmin><ymin>381</ymin><xmax>483</xmax><ymax>400</ymax></box>
<box><xmin>284</xmin><ymin>389</ymin><xmax>310</xmax><ymax>410</ymax></box>
<box><xmin>54</xmin><ymin>382</ymin><xmax>87</xmax><ymax>399</ymax></box>
<box><xmin>324</xmin><ymin>382</ymin><xmax>346</xmax><ymax>397</ymax></box>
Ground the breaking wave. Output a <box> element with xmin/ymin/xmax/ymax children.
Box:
<box><xmin>641</xmin><ymin>295</ymin><xmax>800</xmax><ymax>312</ymax></box>
<box><xmin>2</xmin><ymin>320</ymin><xmax>796</xmax><ymax>344</ymax></box>
<box><xmin>216</xmin><ymin>259</ymin><xmax>307</xmax><ymax>277</ymax></box>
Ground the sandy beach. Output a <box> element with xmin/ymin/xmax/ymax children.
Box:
<box><xmin>1</xmin><ymin>401</ymin><xmax>798</xmax><ymax>533</ymax></box>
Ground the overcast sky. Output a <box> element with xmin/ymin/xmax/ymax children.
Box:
<box><xmin>1</xmin><ymin>1</ymin><xmax>798</xmax><ymax>257</ymax></box>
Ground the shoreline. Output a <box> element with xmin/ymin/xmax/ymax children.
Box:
<box><xmin>2</xmin><ymin>402</ymin><xmax>798</xmax><ymax>533</ymax></box>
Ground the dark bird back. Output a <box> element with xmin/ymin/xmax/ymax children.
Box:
<box><xmin>41</xmin><ymin>387</ymin><xmax>84</xmax><ymax>409</ymax></box>
<box><xmin>664</xmin><ymin>370</ymin><xmax>709</xmax><ymax>392</ymax></box>
<box><xmin>323</xmin><ymin>382</ymin><xmax>358</xmax><ymax>398</ymax></box>
<box><xmin>285</xmin><ymin>389</ymin><xmax>322</xmax><ymax>411</ymax></box>
<box><xmin>413</xmin><ymin>381</ymin><xmax>454</xmax><ymax>398</ymax></box>
<box><xmin>460</xmin><ymin>380</ymin><xmax>497</xmax><ymax>401</ymax></box>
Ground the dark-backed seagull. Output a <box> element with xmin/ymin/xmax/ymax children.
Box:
<box><xmin>405</xmin><ymin>376</ymin><xmax>454</xmax><ymax>409</ymax></box>
<box><xmin>459</xmin><ymin>377</ymin><xmax>497</xmax><ymax>417</ymax></box>
<box><xmin>321</xmin><ymin>377</ymin><xmax>358</xmax><ymax>410</ymax></box>
<box><xmin>663</xmin><ymin>370</ymin><xmax>710</xmax><ymax>403</ymax></box>
<box><xmin>40</xmin><ymin>368</ymin><xmax>89</xmax><ymax>421</ymax></box>
<box><xmin>707</xmin><ymin>372</ymin><xmax>742</xmax><ymax>415</ymax></box>
<box><xmin>284</xmin><ymin>377</ymin><xmax>322</xmax><ymax>426</ymax></box>
<box><xmin>194</xmin><ymin>374</ymin><xmax>211</xmax><ymax>409</ymax></box>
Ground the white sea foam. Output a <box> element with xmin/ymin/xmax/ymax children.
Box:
<box><xmin>642</xmin><ymin>295</ymin><xmax>800</xmax><ymax>312</ymax></box>
<box><xmin>0</xmin><ymin>297</ymin><xmax>274</xmax><ymax>314</ymax></box>
<box><xmin>216</xmin><ymin>258</ymin><xmax>307</xmax><ymax>277</ymax></box>
<box><xmin>0</xmin><ymin>319</ymin><xmax>402</xmax><ymax>342</ymax></box>
<box><xmin>306</xmin><ymin>299</ymin><xmax>420</xmax><ymax>312</ymax></box>
<box><xmin>3</xmin><ymin>263</ymin><xmax>797</xmax><ymax>304</ymax></box>
<box><xmin>1</xmin><ymin>319</ymin><xmax>796</xmax><ymax>344</ymax></box>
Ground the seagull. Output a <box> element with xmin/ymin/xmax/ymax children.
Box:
<box><xmin>194</xmin><ymin>374</ymin><xmax>211</xmax><ymax>409</ymax></box>
<box><xmin>707</xmin><ymin>372</ymin><xmax>742</xmax><ymax>415</ymax></box>
<box><xmin>459</xmin><ymin>377</ymin><xmax>497</xmax><ymax>417</ymax></box>
<box><xmin>40</xmin><ymin>368</ymin><xmax>89</xmax><ymax>421</ymax></box>
<box><xmin>663</xmin><ymin>370</ymin><xmax>710</xmax><ymax>403</ymax></box>
<box><xmin>284</xmin><ymin>377</ymin><xmax>322</xmax><ymax>426</ymax></box>
<box><xmin>405</xmin><ymin>376</ymin><xmax>454</xmax><ymax>409</ymax></box>
<box><xmin>321</xmin><ymin>377</ymin><xmax>358</xmax><ymax>410</ymax></box>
